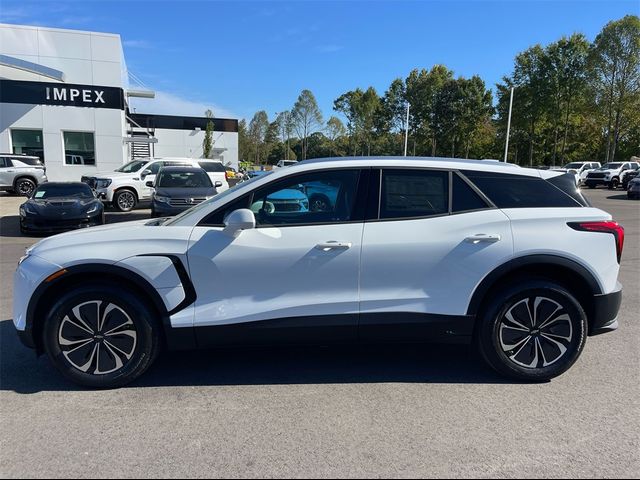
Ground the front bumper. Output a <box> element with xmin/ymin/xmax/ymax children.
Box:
<box><xmin>585</xmin><ymin>178</ymin><xmax>611</xmax><ymax>187</ymax></box>
<box><xmin>20</xmin><ymin>214</ymin><xmax>104</xmax><ymax>234</ymax></box>
<box><xmin>152</xmin><ymin>201</ymin><xmax>193</xmax><ymax>217</ymax></box>
<box><xmin>590</xmin><ymin>282</ymin><xmax>622</xmax><ymax>336</ymax></box>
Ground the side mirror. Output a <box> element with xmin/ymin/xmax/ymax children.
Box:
<box><xmin>223</xmin><ymin>209</ymin><xmax>255</xmax><ymax>237</ymax></box>
<box><xmin>141</xmin><ymin>169</ymin><xmax>152</xmax><ymax>179</ymax></box>
<box><xmin>214</xmin><ymin>181</ymin><xmax>223</xmax><ymax>188</ymax></box>
<box><xmin>146</xmin><ymin>180</ymin><xmax>154</xmax><ymax>187</ymax></box>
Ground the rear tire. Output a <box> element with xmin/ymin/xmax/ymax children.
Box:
<box><xmin>608</xmin><ymin>178</ymin><xmax>619</xmax><ymax>190</ymax></box>
<box><xmin>477</xmin><ymin>280</ymin><xmax>587</xmax><ymax>382</ymax></box>
<box><xmin>42</xmin><ymin>284</ymin><xmax>161</xmax><ymax>388</ymax></box>
<box><xmin>14</xmin><ymin>177</ymin><xmax>36</xmax><ymax>197</ymax></box>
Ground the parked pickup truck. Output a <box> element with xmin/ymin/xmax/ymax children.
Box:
<box><xmin>584</xmin><ymin>161</ymin><xmax>640</xmax><ymax>190</ymax></box>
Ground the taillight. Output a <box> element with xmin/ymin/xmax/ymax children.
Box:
<box><xmin>569</xmin><ymin>221</ymin><xmax>625</xmax><ymax>263</ymax></box>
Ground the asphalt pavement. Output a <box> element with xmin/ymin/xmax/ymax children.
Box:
<box><xmin>0</xmin><ymin>189</ymin><xmax>638</xmax><ymax>478</ymax></box>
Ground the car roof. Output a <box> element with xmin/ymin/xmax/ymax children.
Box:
<box><xmin>159</xmin><ymin>165</ymin><xmax>205</xmax><ymax>172</ymax></box>
<box><xmin>291</xmin><ymin>156</ymin><xmax>550</xmax><ymax>178</ymax></box>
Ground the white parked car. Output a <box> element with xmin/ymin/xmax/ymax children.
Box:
<box><xmin>554</xmin><ymin>162</ymin><xmax>601</xmax><ymax>186</ymax></box>
<box><xmin>82</xmin><ymin>157</ymin><xmax>229</xmax><ymax>212</ymax></box>
<box><xmin>15</xmin><ymin>157</ymin><xmax>624</xmax><ymax>387</ymax></box>
<box><xmin>584</xmin><ymin>161</ymin><xmax>640</xmax><ymax>190</ymax></box>
<box><xmin>274</xmin><ymin>159</ymin><xmax>298</xmax><ymax>168</ymax></box>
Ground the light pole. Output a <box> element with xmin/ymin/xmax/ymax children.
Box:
<box><xmin>504</xmin><ymin>87</ymin><xmax>514</xmax><ymax>162</ymax></box>
<box><xmin>404</xmin><ymin>102</ymin><xmax>410</xmax><ymax>157</ymax></box>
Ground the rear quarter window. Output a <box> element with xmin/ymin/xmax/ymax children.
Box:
<box><xmin>461</xmin><ymin>171</ymin><xmax>581</xmax><ymax>208</ymax></box>
<box><xmin>10</xmin><ymin>157</ymin><xmax>42</xmax><ymax>167</ymax></box>
<box><xmin>199</xmin><ymin>162</ymin><xmax>226</xmax><ymax>173</ymax></box>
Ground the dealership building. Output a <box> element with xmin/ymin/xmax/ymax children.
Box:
<box><xmin>0</xmin><ymin>23</ymin><xmax>239</xmax><ymax>182</ymax></box>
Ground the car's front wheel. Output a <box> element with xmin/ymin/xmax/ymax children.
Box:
<box><xmin>14</xmin><ymin>177</ymin><xmax>36</xmax><ymax>197</ymax></box>
<box><xmin>42</xmin><ymin>284</ymin><xmax>160</xmax><ymax>388</ymax></box>
<box><xmin>477</xmin><ymin>280</ymin><xmax>587</xmax><ymax>382</ymax></box>
<box><xmin>113</xmin><ymin>189</ymin><xmax>137</xmax><ymax>212</ymax></box>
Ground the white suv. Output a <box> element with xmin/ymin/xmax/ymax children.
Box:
<box><xmin>82</xmin><ymin>157</ymin><xmax>229</xmax><ymax>212</ymax></box>
<box><xmin>14</xmin><ymin>157</ymin><xmax>624</xmax><ymax>387</ymax></box>
<box><xmin>584</xmin><ymin>161</ymin><xmax>640</xmax><ymax>190</ymax></box>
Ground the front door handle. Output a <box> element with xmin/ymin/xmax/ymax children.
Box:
<box><xmin>315</xmin><ymin>241</ymin><xmax>352</xmax><ymax>251</ymax></box>
<box><xmin>465</xmin><ymin>234</ymin><xmax>501</xmax><ymax>244</ymax></box>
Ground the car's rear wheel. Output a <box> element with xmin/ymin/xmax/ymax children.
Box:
<box><xmin>14</xmin><ymin>177</ymin><xmax>36</xmax><ymax>197</ymax></box>
<box><xmin>477</xmin><ymin>280</ymin><xmax>587</xmax><ymax>382</ymax></box>
<box><xmin>608</xmin><ymin>178</ymin><xmax>619</xmax><ymax>190</ymax></box>
<box><xmin>42</xmin><ymin>284</ymin><xmax>160</xmax><ymax>388</ymax></box>
<box><xmin>114</xmin><ymin>189</ymin><xmax>137</xmax><ymax>212</ymax></box>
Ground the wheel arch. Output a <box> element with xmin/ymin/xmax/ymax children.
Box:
<box><xmin>26</xmin><ymin>264</ymin><xmax>172</xmax><ymax>355</ymax></box>
<box><xmin>467</xmin><ymin>255</ymin><xmax>603</xmax><ymax>334</ymax></box>
<box><xmin>13</xmin><ymin>175</ymin><xmax>37</xmax><ymax>188</ymax></box>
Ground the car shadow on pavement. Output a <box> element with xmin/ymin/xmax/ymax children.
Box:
<box><xmin>104</xmin><ymin>211</ymin><xmax>152</xmax><ymax>224</ymax></box>
<box><xmin>0</xmin><ymin>215</ymin><xmax>21</xmax><ymax>237</ymax></box>
<box><xmin>606</xmin><ymin>194</ymin><xmax>632</xmax><ymax>201</ymax></box>
<box><xmin>0</xmin><ymin>319</ymin><xmax>522</xmax><ymax>394</ymax></box>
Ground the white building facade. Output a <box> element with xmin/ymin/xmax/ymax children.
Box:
<box><xmin>0</xmin><ymin>23</ymin><xmax>238</xmax><ymax>182</ymax></box>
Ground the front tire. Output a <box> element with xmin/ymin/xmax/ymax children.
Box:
<box><xmin>42</xmin><ymin>284</ymin><xmax>160</xmax><ymax>388</ymax></box>
<box><xmin>14</xmin><ymin>177</ymin><xmax>36</xmax><ymax>197</ymax></box>
<box><xmin>113</xmin><ymin>189</ymin><xmax>137</xmax><ymax>212</ymax></box>
<box><xmin>477</xmin><ymin>280</ymin><xmax>587</xmax><ymax>382</ymax></box>
<box><xmin>608</xmin><ymin>178</ymin><xmax>619</xmax><ymax>190</ymax></box>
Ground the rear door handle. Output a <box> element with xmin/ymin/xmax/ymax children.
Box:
<box><xmin>315</xmin><ymin>241</ymin><xmax>352</xmax><ymax>251</ymax></box>
<box><xmin>465</xmin><ymin>234</ymin><xmax>501</xmax><ymax>244</ymax></box>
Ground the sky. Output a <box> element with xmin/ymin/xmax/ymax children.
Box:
<box><xmin>1</xmin><ymin>0</ymin><xmax>638</xmax><ymax>122</ymax></box>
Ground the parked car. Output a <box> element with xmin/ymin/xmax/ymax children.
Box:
<box><xmin>274</xmin><ymin>160</ymin><xmax>298</xmax><ymax>169</ymax></box>
<box><xmin>197</xmin><ymin>160</ymin><xmax>230</xmax><ymax>193</ymax></box>
<box><xmin>554</xmin><ymin>162</ymin><xmax>601</xmax><ymax>186</ymax></box>
<box><xmin>19</xmin><ymin>182</ymin><xmax>104</xmax><ymax>235</ymax></box>
<box><xmin>13</xmin><ymin>157</ymin><xmax>623</xmax><ymax>388</ymax></box>
<box><xmin>149</xmin><ymin>166</ymin><xmax>220</xmax><ymax>217</ymax></box>
<box><xmin>622</xmin><ymin>170</ymin><xmax>639</xmax><ymax>190</ymax></box>
<box><xmin>584</xmin><ymin>161</ymin><xmax>640</xmax><ymax>189</ymax></box>
<box><xmin>627</xmin><ymin>176</ymin><xmax>640</xmax><ymax>199</ymax></box>
<box><xmin>82</xmin><ymin>157</ymin><xmax>201</xmax><ymax>212</ymax></box>
<box><xmin>0</xmin><ymin>154</ymin><xmax>47</xmax><ymax>196</ymax></box>
<box><xmin>250</xmin><ymin>187</ymin><xmax>309</xmax><ymax>215</ymax></box>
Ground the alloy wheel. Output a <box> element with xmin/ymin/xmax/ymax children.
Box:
<box><xmin>17</xmin><ymin>179</ymin><xmax>35</xmax><ymax>196</ymax></box>
<box><xmin>117</xmin><ymin>191</ymin><xmax>135</xmax><ymax>211</ymax></box>
<box><xmin>498</xmin><ymin>296</ymin><xmax>573</xmax><ymax>369</ymax></box>
<box><xmin>58</xmin><ymin>300</ymin><xmax>138</xmax><ymax>375</ymax></box>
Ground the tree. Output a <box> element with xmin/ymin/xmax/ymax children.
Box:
<box><xmin>248</xmin><ymin>110</ymin><xmax>270</xmax><ymax>165</ymax></box>
<box><xmin>589</xmin><ymin>15</ymin><xmax>640</xmax><ymax>162</ymax></box>
<box><xmin>381</xmin><ymin>78</ymin><xmax>408</xmax><ymax>154</ymax></box>
<box><xmin>325</xmin><ymin>116</ymin><xmax>346</xmax><ymax>156</ymax></box>
<box><xmin>291</xmin><ymin>90</ymin><xmax>323</xmax><ymax>160</ymax></box>
<box><xmin>202</xmin><ymin>109</ymin><xmax>215</xmax><ymax>159</ymax></box>
<box><xmin>275</xmin><ymin>111</ymin><xmax>294</xmax><ymax>160</ymax></box>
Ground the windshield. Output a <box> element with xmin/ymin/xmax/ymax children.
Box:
<box><xmin>564</xmin><ymin>163</ymin><xmax>583</xmax><ymax>169</ymax></box>
<box><xmin>164</xmin><ymin>171</ymin><xmax>274</xmax><ymax>225</ymax></box>
<box><xmin>157</xmin><ymin>171</ymin><xmax>212</xmax><ymax>188</ymax></box>
<box><xmin>116</xmin><ymin>160</ymin><xmax>147</xmax><ymax>173</ymax></box>
<box><xmin>601</xmin><ymin>163</ymin><xmax>623</xmax><ymax>169</ymax></box>
<box><xmin>33</xmin><ymin>183</ymin><xmax>94</xmax><ymax>199</ymax></box>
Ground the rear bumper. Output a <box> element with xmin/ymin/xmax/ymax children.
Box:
<box><xmin>590</xmin><ymin>282</ymin><xmax>622</xmax><ymax>336</ymax></box>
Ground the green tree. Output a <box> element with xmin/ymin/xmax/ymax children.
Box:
<box><xmin>325</xmin><ymin>116</ymin><xmax>347</xmax><ymax>156</ymax></box>
<box><xmin>202</xmin><ymin>109</ymin><xmax>215</xmax><ymax>159</ymax></box>
<box><xmin>589</xmin><ymin>15</ymin><xmax>640</xmax><ymax>162</ymax></box>
<box><xmin>248</xmin><ymin>110</ymin><xmax>270</xmax><ymax>165</ymax></box>
<box><xmin>291</xmin><ymin>90</ymin><xmax>323</xmax><ymax>160</ymax></box>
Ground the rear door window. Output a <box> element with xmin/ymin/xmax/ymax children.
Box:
<box><xmin>380</xmin><ymin>169</ymin><xmax>448</xmax><ymax>219</ymax></box>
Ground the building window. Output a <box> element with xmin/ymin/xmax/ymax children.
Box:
<box><xmin>11</xmin><ymin>129</ymin><xmax>45</xmax><ymax>163</ymax></box>
<box><xmin>63</xmin><ymin>132</ymin><xmax>96</xmax><ymax>166</ymax></box>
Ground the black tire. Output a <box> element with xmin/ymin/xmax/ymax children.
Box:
<box><xmin>113</xmin><ymin>189</ymin><xmax>137</xmax><ymax>212</ymax></box>
<box><xmin>587</xmin><ymin>184</ymin><xmax>596</xmax><ymax>189</ymax></box>
<box><xmin>42</xmin><ymin>283</ymin><xmax>161</xmax><ymax>388</ymax></box>
<box><xmin>14</xmin><ymin>177</ymin><xmax>36</xmax><ymax>197</ymax></box>
<box><xmin>608</xmin><ymin>178</ymin><xmax>619</xmax><ymax>190</ymax></box>
<box><xmin>476</xmin><ymin>280</ymin><xmax>587</xmax><ymax>382</ymax></box>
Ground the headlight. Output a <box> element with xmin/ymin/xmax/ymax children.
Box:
<box><xmin>154</xmin><ymin>195</ymin><xmax>170</xmax><ymax>203</ymax></box>
<box><xmin>86</xmin><ymin>204</ymin><xmax>100</xmax><ymax>214</ymax></box>
<box><xmin>20</xmin><ymin>204</ymin><xmax>36</xmax><ymax>216</ymax></box>
<box><xmin>96</xmin><ymin>179</ymin><xmax>112</xmax><ymax>189</ymax></box>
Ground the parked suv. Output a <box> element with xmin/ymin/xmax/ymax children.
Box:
<box><xmin>0</xmin><ymin>154</ymin><xmax>47</xmax><ymax>196</ymax></box>
<box><xmin>584</xmin><ymin>161</ymin><xmax>640</xmax><ymax>189</ymax></box>
<box><xmin>82</xmin><ymin>157</ymin><xmax>211</xmax><ymax>212</ymax></box>
<box><xmin>14</xmin><ymin>157</ymin><xmax>623</xmax><ymax>388</ymax></box>
<box><xmin>556</xmin><ymin>161</ymin><xmax>600</xmax><ymax>186</ymax></box>
<box><xmin>149</xmin><ymin>166</ymin><xmax>220</xmax><ymax>217</ymax></box>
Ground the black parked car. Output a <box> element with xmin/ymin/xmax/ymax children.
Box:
<box><xmin>622</xmin><ymin>170</ymin><xmax>639</xmax><ymax>190</ymax></box>
<box><xmin>19</xmin><ymin>182</ymin><xmax>105</xmax><ymax>235</ymax></box>
<box><xmin>149</xmin><ymin>166</ymin><xmax>219</xmax><ymax>217</ymax></box>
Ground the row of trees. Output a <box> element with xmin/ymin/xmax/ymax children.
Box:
<box><xmin>238</xmin><ymin>15</ymin><xmax>639</xmax><ymax>167</ymax></box>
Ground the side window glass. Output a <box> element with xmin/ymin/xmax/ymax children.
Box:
<box><xmin>0</xmin><ymin>157</ymin><xmax>8</xmax><ymax>168</ymax></box>
<box><xmin>380</xmin><ymin>169</ymin><xmax>448</xmax><ymax>219</ymax></box>
<box><xmin>148</xmin><ymin>162</ymin><xmax>162</xmax><ymax>175</ymax></box>
<box><xmin>199</xmin><ymin>195</ymin><xmax>251</xmax><ymax>226</ymax></box>
<box><xmin>252</xmin><ymin>170</ymin><xmax>360</xmax><ymax>226</ymax></box>
<box><xmin>452</xmin><ymin>173</ymin><xmax>490</xmax><ymax>212</ymax></box>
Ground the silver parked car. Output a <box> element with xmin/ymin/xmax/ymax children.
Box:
<box><xmin>0</xmin><ymin>154</ymin><xmax>48</xmax><ymax>196</ymax></box>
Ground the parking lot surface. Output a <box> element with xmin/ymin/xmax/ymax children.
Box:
<box><xmin>0</xmin><ymin>189</ymin><xmax>638</xmax><ymax>478</ymax></box>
